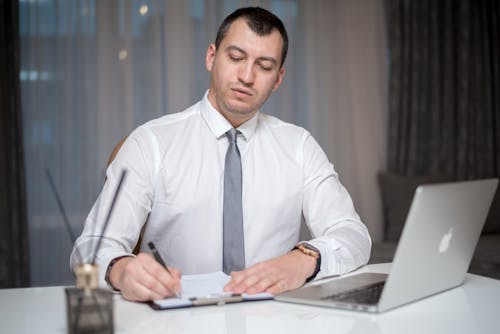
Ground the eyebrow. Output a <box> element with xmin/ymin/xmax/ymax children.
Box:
<box><xmin>225</xmin><ymin>45</ymin><xmax>278</xmax><ymax>66</ymax></box>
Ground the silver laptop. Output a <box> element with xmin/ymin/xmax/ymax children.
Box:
<box><xmin>277</xmin><ymin>178</ymin><xmax>498</xmax><ymax>312</ymax></box>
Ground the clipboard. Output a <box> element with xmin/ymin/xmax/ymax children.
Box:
<box><xmin>148</xmin><ymin>271</ymin><xmax>273</xmax><ymax>310</ymax></box>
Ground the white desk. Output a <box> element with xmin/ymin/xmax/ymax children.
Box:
<box><xmin>1</xmin><ymin>264</ymin><xmax>499</xmax><ymax>334</ymax></box>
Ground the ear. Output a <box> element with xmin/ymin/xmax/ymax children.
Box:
<box><xmin>272</xmin><ymin>67</ymin><xmax>286</xmax><ymax>92</ymax></box>
<box><xmin>206</xmin><ymin>44</ymin><xmax>216</xmax><ymax>72</ymax></box>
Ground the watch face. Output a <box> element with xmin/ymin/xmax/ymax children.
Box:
<box><xmin>303</xmin><ymin>243</ymin><xmax>319</xmax><ymax>252</ymax></box>
<box><xmin>298</xmin><ymin>244</ymin><xmax>320</xmax><ymax>259</ymax></box>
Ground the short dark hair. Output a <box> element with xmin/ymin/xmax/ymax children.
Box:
<box><xmin>214</xmin><ymin>7</ymin><xmax>289</xmax><ymax>67</ymax></box>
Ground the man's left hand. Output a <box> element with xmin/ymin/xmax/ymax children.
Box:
<box><xmin>223</xmin><ymin>250</ymin><xmax>317</xmax><ymax>295</ymax></box>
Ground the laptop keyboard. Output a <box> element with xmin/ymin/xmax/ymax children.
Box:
<box><xmin>321</xmin><ymin>281</ymin><xmax>385</xmax><ymax>305</ymax></box>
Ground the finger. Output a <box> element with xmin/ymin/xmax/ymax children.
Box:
<box><xmin>126</xmin><ymin>260</ymin><xmax>170</xmax><ymax>297</ymax></box>
<box><xmin>232</xmin><ymin>274</ymin><xmax>262</xmax><ymax>293</ymax></box>
<box><xmin>230</xmin><ymin>263</ymin><xmax>262</xmax><ymax>281</ymax></box>
<box><xmin>225</xmin><ymin>274</ymin><xmax>259</xmax><ymax>293</ymax></box>
<box><xmin>167</xmin><ymin>267</ymin><xmax>182</xmax><ymax>280</ymax></box>
<box><xmin>163</xmin><ymin>267</ymin><xmax>182</xmax><ymax>295</ymax></box>
<box><xmin>228</xmin><ymin>267</ymin><xmax>276</xmax><ymax>294</ymax></box>
<box><xmin>121</xmin><ymin>255</ymin><xmax>172</xmax><ymax>298</ymax></box>
<box><xmin>142</xmin><ymin>261</ymin><xmax>181</xmax><ymax>296</ymax></box>
<box><xmin>224</xmin><ymin>269</ymin><xmax>256</xmax><ymax>292</ymax></box>
<box><xmin>245</xmin><ymin>276</ymin><xmax>277</xmax><ymax>294</ymax></box>
<box><xmin>119</xmin><ymin>264</ymin><xmax>165</xmax><ymax>301</ymax></box>
<box><xmin>128</xmin><ymin>282</ymin><xmax>162</xmax><ymax>301</ymax></box>
<box><xmin>145</xmin><ymin>255</ymin><xmax>182</xmax><ymax>281</ymax></box>
<box><xmin>265</xmin><ymin>280</ymin><xmax>289</xmax><ymax>295</ymax></box>
<box><xmin>166</xmin><ymin>267</ymin><xmax>182</xmax><ymax>293</ymax></box>
<box><xmin>125</xmin><ymin>279</ymin><xmax>170</xmax><ymax>301</ymax></box>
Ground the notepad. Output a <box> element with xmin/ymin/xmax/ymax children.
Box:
<box><xmin>149</xmin><ymin>271</ymin><xmax>273</xmax><ymax>310</ymax></box>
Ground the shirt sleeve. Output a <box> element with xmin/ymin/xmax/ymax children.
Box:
<box><xmin>70</xmin><ymin>127</ymin><xmax>158</xmax><ymax>286</ymax></box>
<box><xmin>300</xmin><ymin>131</ymin><xmax>372</xmax><ymax>280</ymax></box>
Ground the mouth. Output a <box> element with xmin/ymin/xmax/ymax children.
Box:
<box><xmin>231</xmin><ymin>87</ymin><xmax>253</xmax><ymax>97</ymax></box>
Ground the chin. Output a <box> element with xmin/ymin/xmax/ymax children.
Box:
<box><xmin>226</xmin><ymin>101</ymin><xmax>255</xmax><ymax>115</ymax></box>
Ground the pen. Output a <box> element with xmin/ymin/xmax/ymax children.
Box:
<box><xmin>148</xmin><ymin>241</ymin><xmax>171</xmax><ymax>274</ymax></box>
<box><xmin>148</xmin><ymin>242</ymin><xmax>181</xmax><ymax>298</ymax></box>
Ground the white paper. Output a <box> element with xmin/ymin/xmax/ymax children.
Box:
<box><xmin>181</xmin><ymin>271</ymin><xmax>232</xmax><ymax>298</ymax></box>
<box><xmin>152</xmin><ymin>271</ymin><xmax>273</xmax><ymax>309</ymax></box>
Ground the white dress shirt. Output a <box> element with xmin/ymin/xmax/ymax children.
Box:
<box><xmin>71</xmin><ymin>92</ymin><xmax>371</xmax><ymax>285</ymax></box>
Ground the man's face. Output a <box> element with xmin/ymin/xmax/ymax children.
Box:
<box><xmin>206</xmin><ymin>18</ymin><xmax>285</xmax><ymax>127</ymax></box>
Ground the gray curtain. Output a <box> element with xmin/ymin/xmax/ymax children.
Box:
<box><xmin>0</xmin><ymin>0</ymin><xmax>30</xmax><ymax>288</ymax></box>
<box><xmin>387</xmin><ymin>0</ymin><xmax>500</xmax><ymax>179</ymax></box>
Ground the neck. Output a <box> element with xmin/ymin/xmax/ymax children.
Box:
<box><xmin>206</xmin><ymin>91</ymin><xmax>257</xmax><ymax>128</ymax></box>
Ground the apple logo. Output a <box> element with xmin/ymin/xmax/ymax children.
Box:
<box><xmin>439</xmin><ymin>227</ymin><xmax>454</xmax><ymax>253</ymax></box>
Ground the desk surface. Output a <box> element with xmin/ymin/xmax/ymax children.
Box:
<box><xmin>1</xmin><ymin>263</ymin><xmax>499</xmax><ymax>334</ymax></box>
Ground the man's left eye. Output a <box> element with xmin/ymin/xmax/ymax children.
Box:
<box><xmin>229</xmin><ymin>55</ymin><xmax>243</xmax><ymax>61</ymax></box>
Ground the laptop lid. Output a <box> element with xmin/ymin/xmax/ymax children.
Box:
<box><xmin>378</xmin><ymin>178</ymin><xmax>498</xmax><ymax>311</ymax></box>
<box><xmin>276</xmin><ymin>178</ymin><xmax>498</xmax><ymax>312</ymax></box>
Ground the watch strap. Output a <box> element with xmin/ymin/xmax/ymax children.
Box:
<box><xmin>104</xmin><ymin>255</ymin><xmax>130</xmax><ymax>290</ymax></box>
<box><xmin>294</xmin><ymin>243</ymin><xmax>321</xmax><ymax>282</ymax></box>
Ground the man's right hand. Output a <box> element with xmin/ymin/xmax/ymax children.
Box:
<box><xmin>108</xmin><ymin>253</ymin><xmax>182</xmax><ymax>302</ymax></box>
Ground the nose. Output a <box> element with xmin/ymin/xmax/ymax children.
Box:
<box><xmin>237</xmin><ymin>62</ymin><xmax>255</xmax><ymax>86</ymax></box>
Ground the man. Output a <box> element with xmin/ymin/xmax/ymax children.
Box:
<box><xmin>71</xmin><ymin>7</ymin><xmax>371</xmax><ymax>302</ymax></box>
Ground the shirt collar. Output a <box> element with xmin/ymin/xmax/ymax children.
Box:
<box><xmin>200</xmin><ymin>90</ymin><xmax>258</xmax><ymax>142</ymax></box>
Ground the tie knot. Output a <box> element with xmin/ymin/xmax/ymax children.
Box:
<box><xmin>226</xmin><ymin>128</ymin><xmax>239</xmax><ymax>143</ymax></box>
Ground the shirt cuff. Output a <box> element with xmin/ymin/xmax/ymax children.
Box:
<box><xmin>303</xmin><ymin>237</ymin><xmax>345</xmax><ymax>280</ymax></box>
<box><xmin>95</xmin><ymin>250</ymin><xmax>136</xmax><ymax>288</ymax></box>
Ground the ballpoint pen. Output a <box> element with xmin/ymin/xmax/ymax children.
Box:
<box><xmin>148</xmin><ymin>241</ymin><xmax>182</xmax><ymax>298</ymax></box>
<box><xmin>148</xmin><ymin>241</ymin><xmax>171</xmax><ymax>274</ymax></box>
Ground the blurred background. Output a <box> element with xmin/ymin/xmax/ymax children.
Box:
<box><xmin>1</xmin><ymin>0</ymin><xmax>498</xmax><ymax>287</ymax></box>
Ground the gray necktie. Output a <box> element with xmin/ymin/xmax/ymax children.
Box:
<box><xmin>223</xmin><ymin>129</ymin><xmax>245</xmax><ymax>274</ymax></box>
